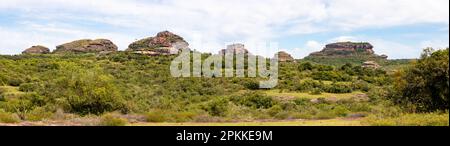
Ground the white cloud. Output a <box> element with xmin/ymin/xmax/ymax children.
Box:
<box><xmin>315</xmin><ymin>35</ymin><xmax>427</xmax><ymax>59</ymax></box>
<box><xmin>0</xmin><ymin>0</ymin><xmax>449</xmax><ymax>57</ymax></box>
<box><xmin>420</xmin><ymin>39</ymin><xmax>449</xmax><ymax>49</ymax></box>
<box><xmin>291</xmin><ymin>40</ymin><xmax>324</xmax><ymax>59</ymax></box>
<box><xmin>329</xmin><ymin>36</ymin><xmax>358</xmax><ymax>43</ymax></box>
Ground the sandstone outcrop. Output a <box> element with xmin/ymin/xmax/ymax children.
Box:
<box><xmin>53</xmin><ymin>39</ymin><xmax>118</xmax><ymax>54</ymax></box>
<box><xmin>127</xmin><ymin>31</ymin><xmax>189</xmax><ymax>55</ymax></box>
<box><xmin>277</xmin><ymin>51</ymin><xmax>295</xmax><ymax>62</ymax></box>
<box><xmin>219</xmin><ymin>44</ymin><xmax>249</xmax><ymax>55</ymax></box>
<box><xmin>22</xmin><ymin>45</ymin><xmax>50</xmax><ymax>54</ymax></box>
<box><xmin>309</xmin><ymin>42</ymin><xmax>375</xmax><ymax>56</ymax></box>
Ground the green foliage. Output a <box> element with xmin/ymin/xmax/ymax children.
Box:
<box><xmin>312</xmin><ymin>71</ymin><xmax>352</xmax><ymax>81</ymax></box>
<box><xmin>203</xmin><ymin>98</ymin><xmax>229</xmax><ymax>117</ymax></box>
<box><xmin>7</xmin><ymin>78</ymin><xmax>23</xmax><ymax>87</ymax></box>
<box><xmin>99</xmin><ymin>113</ymin><xmax>128</xmax><ymax>126</ymax></box>
<box><xmin>0</xmin><ymin>49</ymin><xmax>443</xmax><ymax>125</ymax></box>
<box><xmin>243</xmin><ymin>80</ymin><xmax>260</xmax><ymax>90</ymax></box>
<box><xmin>325</xmin><ymin>82</ymin><xmax>353</xmax><ymax>93</ymax></box>
<box><xmin>231</xmin><ymin>92</ymin><xmax>276</xmax><ymax>109</ymax></box>
<box><xmin>41</xmin><ymin>67</ymin><xmax>127</xmax><ymax>115</ymax></box>
<box><xmin>0</xmin><ymin>110</ymin><xmax>20</xmax><ymax>123</ymax></box>
<box><xmin>390</xmin><ymin>48</ymin><xmax>449</xmax><ymax>112</ymax></box>
<box><xmin>24</xmin><ymin>107</ymin><xmax>53</xmax><ymax>121</ymax></box>
<box><xmin>363</xmin><ymin>112</ymin><xmax>449</xmax><ymax>126</ymax></box>
<box><xmin>19</xmin><ymin>83</ymin><xmax>40</xmax><ymax>92</ymax></box>
<box><xmin>145</xmin><ymin>110</ymin><xmax>197</xmax><ymax>122</ymax></box>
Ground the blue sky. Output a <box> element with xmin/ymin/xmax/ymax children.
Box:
<box><xmin>0</xmin><ymin>0</ymin><xmax>448</xmax><ymax>59</ymax></box>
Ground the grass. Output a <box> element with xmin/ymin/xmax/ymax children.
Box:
<box><xmin>130</xmin><ymin>118</ymin><xmax>363</xmax><ymax>126</ymax></box>
<box><xmin>0</xmin><ymin>86</ymin><xmax>26</xmax><ymax>99</ymax></box>
<box><xmin>0</xmin><ymin>110</ymin><xmax>20</xmax><ymax>123</ymax></box>
<box><xmin>265</xmin><ymin>89</ymin><xmax>365</xmax><ymax>100</ymax></box>
<box><xmin>363</xmin><ymin>112</ymin><xmax>449</xmax><ymax>126</ymax></box>
<box><xmin>98</xmin><ymin>113</ymin><xmax>128</xmax><ymax>126</ymax></box>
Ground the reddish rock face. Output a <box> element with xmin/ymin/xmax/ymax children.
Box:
<box><xmin>54</xmin><ymin>39</ymin><xmax>118</xmax><ymax>54</ymax></box>
<box><xmin>310</xmin><ymin>42</ymin><xmax>375</xmax><ymax>56</ymax></box>
<box><xmin>219</xmin><ymin>44</ymin><xmax>249</xmax><ymax>55</ymax></box>
<box><xmin>277</xmin><ymin>51</ymin><xmax>295</xmax><ymax>62</ymax></box>
<box><xmin>127</xmin><ymin>31</ymin><xmax>189</xmax><ymax>54</ymax></box>
<box><xmin>22</xmin><ymin>45</ymin><xmax>50</xmax><ymax>54</ymax></box>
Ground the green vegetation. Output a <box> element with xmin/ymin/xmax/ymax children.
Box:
<box><xmin>0</xmin><ymin>110</ymin><xmax>20</xmax><ymax>123</ymax></box>
<box><xmin>99</xmin><ymin>113</ymin><xmax>128</xmax><ymax>126</ymax></box>
<box><xmin>0</xmin><ymin>48</ymin><xmax>448</xmax><ymax>126</ymax></box>
<box><xmin>389</xmin><ymin>48</ymin><xmax>449</xmax><ymax>112</ymax></box>
<box><xmin>363</xmin><ymin>112</ymin><xmax>449</xmax><ymax>126</ymax></box>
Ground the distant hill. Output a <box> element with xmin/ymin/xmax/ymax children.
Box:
<box><xmin>304</xmin><ymin>42</ymin><xmax>389</xmax><ymax>66</ymax></box>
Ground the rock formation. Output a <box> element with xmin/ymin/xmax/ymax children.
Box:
<box><xmin>277</xmin><ymin>51</ymin><xmax>295</xmax><ymax>62</ymax></box>
<box><xmin>22</xmin><ymin>45</ymin><xmax>50</xmax><ymax>54</ymax></box>
<box><xmin>362</xmin><ymin>61</ymin><xmax>381</xmax><ymax>68</ymax></box>
<box><xmin>309</xmin><ymin>42</ymin><xmax>375</xmax><ymax>56</ymax></box>
<box><xmin>127</xmin><ymin>31</ymin><xmax>189</xmax><ymax>55</ymax></box>
<box><xmin>219</xmin><ymin>44</ymin><xmax>249</xmax><ymax>55</ymax></box>
<box><xmin>53</xmin><ymin>39</ymin><xmax>118</xmax><ymax>54</ymax></box>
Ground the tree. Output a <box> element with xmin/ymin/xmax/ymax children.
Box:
<box><xmin>391</xmin><ymin>48</ymin><xmax>449</xmax><ymax>112</ymax></box>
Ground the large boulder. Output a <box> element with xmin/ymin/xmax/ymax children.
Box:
<box><xmin>53</xmin><ymin>39</ymin><xmax>118</xmax><ymax>54</ymax></box>
<box><xmin>219</xmin><ymin>43</ymin><xmax>249</xmax><ymax>55</ymax></box>
<box><xmin>277</xmin><ymin>51</ymin><xmax>295</xmax><ymax>62</ymax></box>
<box><xmin>362</xmin><ymin>61</ymin><xmax>381</xmax><ymax>69</ymax></box>
<box><xmin>127</xmin><ymin>31</ymin><xmax>189</xmax><ymax>55</ymax></box>
<box><xmin>22</xmin><ymin>45</ymin><xmax>50</xmax><ymax>54</ymax></box>
<box><xmin>309</xmin><ymin>42</ymin><xmax>375</xmax><ymax>56</ymax></box>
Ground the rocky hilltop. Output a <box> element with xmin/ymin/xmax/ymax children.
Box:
<box><xmin>53</xmin><ymin>39</ymin><xmax>118</xmax><ymax>54</ymax></box>
<box><xmin>219</xmin><ymin>43</ymin><xmax>249</xmax><ymax>55</ymax></box>
<box><xmin>277</xmin><ymin>51</ymin><xmax>295</xmax><ymax>62</ymax></box>
<box><xmin>127</xmin><ymin>31</ymin><xmax>189</xmax><ymax>55</ymax></box>
<box><xmin>22</xmin><ymin>45</ymin><xmax>50</xmax><ymax>54</ymax></box>
<box><xmin>309</xmin><ymin>42</ymin><xmax>381</xmax><ymax>57</ymax></box>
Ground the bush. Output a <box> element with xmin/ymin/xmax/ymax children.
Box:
<box><xmin>145</xmin><ymin>110</ymin><xmax>197</xmax><ymax>122</ymax></box>
<box><xmin>99</xmin><ymin>114</ymin><xmax>128</xmax><ymax>126</ymax></box>
<box><xmin>294</xmin><ymin>79</ymin><xmax>324</xmax><ymax>92</ymax></box>
<box><xmin>310</xmin><ymin>88</ymin><xmax>322</xmax><ymax>95</ymax></box>
<box><xmin>267</xmin><ymin>105</ymin><xmax>283</xmax><ymax>117</ymax></box>
<box><xmin>0</xmin><ymin>110</ymin><xmax>20</xmax><ymax>123</ymax></box>
<box><xmin>204</xmin><ymin>98</ymin><xmax>229</xmax><ymax>117</ymax></box>
<box><xmin>325</xmin><ymin>82</ymin><xmax>353</xmax><ymax>93</ymax></box>
<box><xmin>7</xmin><ymin>78</ymin><xmax>24</xmax><ymax>87</ymax></box>
<box><xmin>243</xmin><ymin>80</ymin><xmax>260</xmax><ymax>90</ymax></box>
<box><xmin>390</xmin><ymin>48</ymin><xmax>449</xmax><ymax>112</ymax></box>
<box><xmin>25</xmin><ymin>107</ymin><xmax>53</xmax><ymax>121</ymax></box>
<box><xmin>363</xmin><ymin>112</ymin><xmax>449</xmax><ymax>126</ymax></box>
<box><xmin>42</xmin><ymin>68</ymin><xmax>127</xmax><ymax>115</ymax></box>
<box><xmin>19</xmin><ymin>83</ymin><xmax>40</xmax><ymax>92</ymax></box>
<box><xmin>145</xmin><ymin>110</ymin><xmax>167</xmax><ymax>122</ymax></box>
<box><xmin>232</xmin><ymin>92</ymin><xmax>276</xmax><ymax>109</ymax></box>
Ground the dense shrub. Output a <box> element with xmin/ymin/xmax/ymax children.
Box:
<box><xmin>294</xmin><ymin>79</ymin><xmax>325</xmax><ymax>92</ymax></box>
<box><xmin>146</xmin><ymin>110</ymin><xmax>197</xmax><ymax>122</ymax></box>
<box><xmin>42</xmin><ymin>68</ymin><xmax>127</xmax><ymax>115</ymax></box>
<box><xmin>0</xmin><ymin>110</ymin><xmax>20</xmax><ymax>123</ymax></box>
<box><xmin>390</xmin><ymin>48</ymin><xmax>449</xmax><ymax>112</ymax></box>
<box><xmin>7</xmin><ymin>78</ymin><xmax>23</xmax><ymax>87</ymax></box>
<box><xmin>99</xmin><ymin>113</ymin><xmax>128</xmax><ymax>126</ymax></box>
<box><xmin>363</xmin><ymin>112</ymin><xmax>449</xmax><ymax>126</ymax></box>
<box><xmin>325</xmin><ymin>82</ymin><xmax>353</xmax><ymax>93</ymax></box>
<box><xmin>19</xmin><ymin>83</ymin><xmax>40</xmax><ymax>92</ymax></box>
<box><xmin>203</xmin><ymin>98</ymin><xmax>229</xmax><ymax>117</ymax></box>
<box><xmin>231</xmin><ymin>92</ymin><xmax>276</xmax><ymax>109</ymax></box>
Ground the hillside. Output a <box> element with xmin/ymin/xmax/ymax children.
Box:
<box><xmin>304</xmin><ymin>42</ymin><xmax>391</xmax><ymax>66</ymax></box>
<box><xmin>1</xmin><ymin>49</ymin><xmax>447</xmax><ymax>126</ymax></box>
<box><xmin>0</xmin><ymin>32</ymin><xmax>448</xmax><ymax>126</ymax></box>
